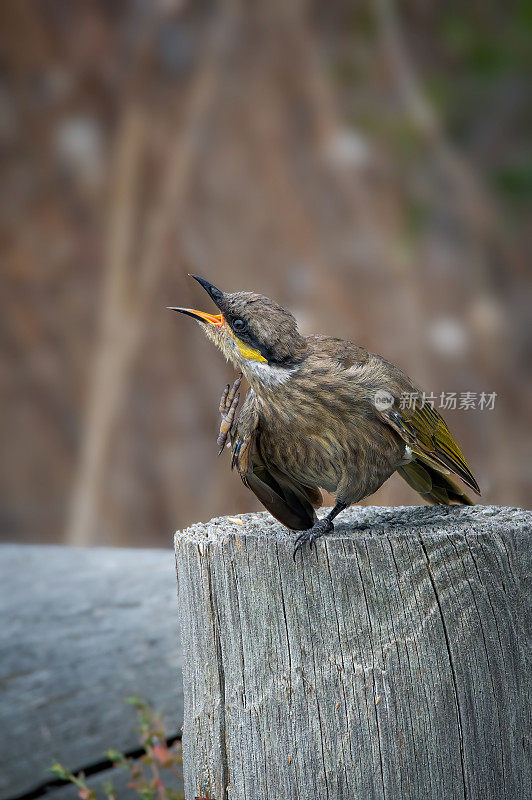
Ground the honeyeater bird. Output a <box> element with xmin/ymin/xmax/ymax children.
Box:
<box><xmin>170</xmin><ymin>276</ymin><xmax>480</xmax><ymax>556</ymax></box>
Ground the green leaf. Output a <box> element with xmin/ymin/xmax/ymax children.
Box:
<box><xmin>102</xmin><ymin>780</ymin><xmax>117</xmax><ymax>800</ymax></box>
<box><xmin>105</xmin><ymin>749</ymin><xmax>127</xmax><ymax>766</ymax></box>
<box><xmin>124</xmin><ymin>696</ymin><xmax>148</xmax><ymax>710</ymax></box>
<box><xmin>49</xmin><ymin>762</ymin><xmax>72</xmax><ymax>780</ymax></box>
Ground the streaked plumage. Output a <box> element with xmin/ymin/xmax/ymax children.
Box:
<box><xmin>170</xmin><ymin>276</ymin><xmax>480</xmax><ymax>554</ymax></box>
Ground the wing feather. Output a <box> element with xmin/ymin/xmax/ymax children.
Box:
<box><xmin>310</xmin><ymin>337</ymin><xmax>480</xmax><ymax>495</ymax></box>
<box><xmin>381</xmin><ymin>403</ymin><xmax>480</xmax><ymax>494</ymax></box>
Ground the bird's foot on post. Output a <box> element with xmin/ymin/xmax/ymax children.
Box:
<box><xmin>293</xmin><ymin>517</ymin><xmax>334</xmax><ymax>559</ymax></box>
<box><xmin>217</xmin><ymin>373</ymin><xmax>242</xmax><ymax>455</ymax></box>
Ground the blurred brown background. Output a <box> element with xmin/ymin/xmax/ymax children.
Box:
<box><xmin>1</xmin><ymin>0</ymin><xmax>530</xmax><ymax>548</ymax></box>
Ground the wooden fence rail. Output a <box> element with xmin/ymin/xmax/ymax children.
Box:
<box><xmin>175</xmin><ymin>505</ymin><xmax>530</xmax><ymax>800</ymax></box>
<box><xmin>0</xmin><ymin>546</ymin><xmax>183</xmax><ymax>800</ymax></box>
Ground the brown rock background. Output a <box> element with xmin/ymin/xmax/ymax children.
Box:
<box><xmin>1</xmin><ymin>1</ymin><xmax>530</xmax><ymax>547</ymax></box>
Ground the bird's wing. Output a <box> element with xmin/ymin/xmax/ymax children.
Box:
<box><xmin>231</xmin><ymin>390</ymin><xmax>321</xmax><ymax>531</ymax></box>
<box><xmin>380</xmin><ymin>401</ymin><xmax>480</xmax><ymax>493</ymax></box>
<box><xmin>313</xmin><ymin>336</ymin><xmax>481</xmax><ymax>495</ymax></box>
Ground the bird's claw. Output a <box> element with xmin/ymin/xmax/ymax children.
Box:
<box><xmin>217</xmin><ymin>373</ymin><xmax>242</xmax><ymax>455</ymax></box>
<box><xmin>293</xmin><ymin>518</ymin><xmax>334</xmax><ymax>560</ymax></box>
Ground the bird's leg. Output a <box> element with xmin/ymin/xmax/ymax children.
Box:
<box><xmin>217</xmin><ymin>373</ymin><xmax>242</xmax><ymax>455</ymax></box>
<box><xmin>293</xmin><ymin>501</ymin><xmax>348</xmax><ymax>559</ymax></box>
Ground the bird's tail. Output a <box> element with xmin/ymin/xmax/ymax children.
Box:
<box><xmin>397</xmin><ymin>459</ymin><xmax>474</xmax><ymax>505</ymax></box>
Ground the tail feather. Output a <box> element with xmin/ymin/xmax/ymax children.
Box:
<box><xmin>398</xmin><ymin>459</ymin><xmax>474</xmax><ymax>506</ymax></box>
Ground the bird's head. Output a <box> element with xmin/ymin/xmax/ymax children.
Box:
<box><xmin>169</xmin><ymin>276</ymin><xmax>307</xmax><ymax>388</ymax></box>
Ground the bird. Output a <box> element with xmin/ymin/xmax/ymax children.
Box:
<box><xmin>169</xmin><ymin>275</ymin><xmax>480</xmax><ymax>557</ymax></box>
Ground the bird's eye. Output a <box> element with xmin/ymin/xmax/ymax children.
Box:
<box><xmin>233</xmin><ymin>319</ymin><xmax>246</xmax><ymax>332</ymax></box>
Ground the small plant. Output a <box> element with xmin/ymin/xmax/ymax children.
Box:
<box><xmin>50</xmin><ymin>697</ymin><xmax>184</xmax><ymax>800</ymax></box>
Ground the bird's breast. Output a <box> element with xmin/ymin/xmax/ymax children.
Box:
<box><xmin>254</xmin><ymin>374</ymin><xmax>403</xmax><ymax>494</ymax></box>
<box><xmin>255</xmin><ymin>383</ymin><xmax>356</xmax><ymax>492</ymax></box>
<box><xmin>259</xmin><ymin>424</ymin><xmax>344</xmax><ymax>494</ymax></box>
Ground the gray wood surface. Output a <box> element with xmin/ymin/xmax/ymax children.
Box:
<box><xmin>0</xmin><ymin>546</ymin><xmax>183</xmax><ymax>799</ymax></box>
<box><xmin>175</xmin><ymin>505</ymin><xmax>531</xmax><ymax>800</ymax></box>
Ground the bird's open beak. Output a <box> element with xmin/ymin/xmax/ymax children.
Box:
<box><xmin>167</xmin><ymin>307</ymin><xmax>224</xmax><ymax>326</ymax></box>
<box><xmin>168</xmin><ymin>275</ymin><xmax>226</xmax><ymax>326</ymax></box>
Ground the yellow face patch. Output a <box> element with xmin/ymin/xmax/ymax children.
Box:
<box><xmin>236</xmin><ymin>338</ymin><xmax>267</xmax><ymax>363</ymax></box>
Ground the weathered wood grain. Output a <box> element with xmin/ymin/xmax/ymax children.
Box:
<box><xmin>175</xmin><ymin>505</ymin><xmax>531</xmax><ymax>800</ymax></box>
<box><xmin>0</xmin><ymin>546</ymin><xmax>183</xmax><ymax>799</ymax></box>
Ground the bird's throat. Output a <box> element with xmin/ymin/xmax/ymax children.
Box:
<box><xmin>243</xmin><ymin>359</ymin><xmax>296</xmax><ymax>390</ymax></box>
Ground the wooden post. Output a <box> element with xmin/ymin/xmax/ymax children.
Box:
<box><xmin>175</xmin><ymin>505</ymin><xmax>530</xmax><ymax>800</ymax></box>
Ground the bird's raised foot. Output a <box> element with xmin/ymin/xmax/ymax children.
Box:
<box><xmin>217</xmin><ymin>373</ymin><xmax>242</xmax><ymax>455</ymax></box>
<box><xmin>293</xmin><ymin>517</ymin><xmax>334</xmax><ymax>559</ymax></box>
